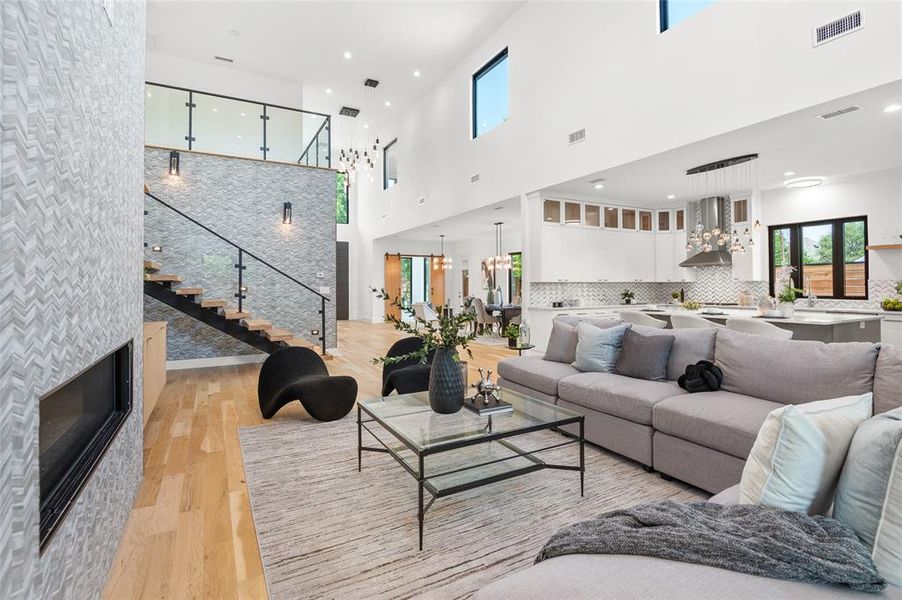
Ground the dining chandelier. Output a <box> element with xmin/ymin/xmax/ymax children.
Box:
<box><xmin>485</xmin><ymin>222</ymin><xmax>511</xmax><ymax>271</ymax></box>
<box><xmin>432</xmin><ymin>234</ymin><xmax>452</xmax><ymax>270</ymax></box>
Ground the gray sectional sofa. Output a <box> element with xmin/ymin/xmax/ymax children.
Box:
<box><xmin>497</xmin><ymin>316</ymin><xmax>902</xmax><ymax>493</ymax></box>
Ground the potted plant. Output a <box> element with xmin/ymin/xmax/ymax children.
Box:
<box><xmin>776</xmin><ymin>284</ymin><xmax>804</xmax><ymax>317</ymax></box>
<box><xmin>503</xmin><ymin>323</ymin><xmax>520</xmax><ymax>348</ymax></box>
<box><xmin>371</xmin><ymin>288</ymin><xmax>476</xmax><ymax>414</ymax></box>
<box><xmin>671</xmin><ymin>291</ymin><xmax>680</xmax><ymax>304</ymax></box>
<box><xmin>620</xmin><ymin>289</ymin><xmax>635</xmax><ymax>305</ymax></box>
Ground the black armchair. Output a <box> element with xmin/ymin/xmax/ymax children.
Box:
<box><xmin>258</xmin><ymin>347</ymin><xmax>358</xmax><ymax>421</ymax></box>
<box><xmin>381</xmin><ymin>337</ymin><xmax>435</xmax><ymax>396</ymax></box>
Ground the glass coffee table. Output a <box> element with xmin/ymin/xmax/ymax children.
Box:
<box><xmin>357</xmin><ymin>389</ymin><xmax>585</xmax><ymax>550</ymax></box>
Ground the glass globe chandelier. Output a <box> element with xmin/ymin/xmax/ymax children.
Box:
<box><xmin>485</xmin><ymin>222</ymin><xmax>511</xmax><ymax>271</ymax></box>
<box><xmin>336</xmin><ymin>78</ymin><xmax>383</xmax><ymax>183</ymax></box>
<box><xmin>431</xmin><ymin>234</ymin><xmax>452</xmax><ymax>270</ymax></box>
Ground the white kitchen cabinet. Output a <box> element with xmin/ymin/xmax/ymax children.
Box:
<box><xmin>620</xmin><ymin>231</ymin><xmax>655</xmax><ymax>282</ymax></box>
<box><xmin>655</xmin><ymin>232</ymin><xmax>675</xmax><ymax>282</ymax></box>
<box><xmin>882</xmin><ymin>315</ymin><xmax>902</xmax><ymax>348</ymax></box>
<box><xmin>672</xmin><ymin>232</ymin><xmax>697</xmax><ymax>282</ymax></box>
<box><xmin>538</xmin><ymin>225</ymin><xmax>565</xmax><ymax>281</ymax></box>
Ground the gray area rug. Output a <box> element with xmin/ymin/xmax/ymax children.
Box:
<box><xmin>239</xmin><ymin>415</ymin><xmax>706</xmax><ymax>600</ymax></box>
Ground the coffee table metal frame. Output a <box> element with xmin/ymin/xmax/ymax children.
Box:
<box><xmin>357</xmin><ymin>396</ymin><xmax>584</xmax><ymax>550</ymax></box>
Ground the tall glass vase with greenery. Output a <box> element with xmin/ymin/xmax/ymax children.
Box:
<box><xmin>371</xmin><ymin>288</ymin><xmax>476</xmax><ymax>413</ymax></box>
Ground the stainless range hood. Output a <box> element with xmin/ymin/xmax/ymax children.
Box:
<box><xmin>679</xmin><ymin>197</ymin><xmax>733</xmax><ymax>268</ymax></box>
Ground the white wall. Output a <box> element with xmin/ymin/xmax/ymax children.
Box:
<box><xmin>354</xmin><ymin>0</ymin><xmax>901</xmax><ymax>238</ymax></box>
<box><xmin>760</xmin><ymin>168</ymin><xmax>902</xmax><ymax>281</ymax></box>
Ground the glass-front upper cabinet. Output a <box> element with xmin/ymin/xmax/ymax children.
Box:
<box><xmin>604</xmin><ymin>207</ymin><xmax>619</xmax><ymax>229</ymax></box>
<box><xmin>543</xmin><ymin>200</ymin><xmax>561</xmax><ymax>224</ymax></box>
<box><xmin>732</xmin><ymin>197</ymin><xmax>749</xmax><ymax>223</ymax></box>
<box><xmin>657</xmin><ymin>210</ymin><xmax>671</xmax><ymax>232</ymax></box>
<box><xmin>622</xmin><ymin>208</ymin><xmax>637</xmax><ymax>230</ymax></box>
<box><xmin>585</xmin><ymin>204</ymin><xmax>601</xmax><ymax>227</ymax></box>
<box><xmin>639</xmin><ymin>210</ymin><xmax>653</xmax><ymax>231</ymax></box>
<box><xmin>675</xmin><ymin>208</ymin><xmax>686</xmax><ymax>231</ymax></box>
<box><xmin>564</xmin><ymin>202</ymin><xmax>581</xmax><ymax>226</ymax></box>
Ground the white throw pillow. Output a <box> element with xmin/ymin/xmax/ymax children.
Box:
<box><xmin>739</xmin><ymin>393</ymin><xmax>873</xmax><ymax>515</ymax></box>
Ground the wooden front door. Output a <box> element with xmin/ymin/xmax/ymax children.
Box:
<box><xmin>431</xmin><ymin>258</ymin><xmax>445</xmax><ymax>309</ymax></box>
<box><xmin>384</xmin><ymin>254</ymin><xmax>402</xmax><ymax>321</ymax></box>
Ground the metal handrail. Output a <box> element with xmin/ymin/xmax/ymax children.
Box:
<box><xmin>297</xmin><ymin>118</ymin><xmax>330</xmax><ymax>166</ymax></box>
<box><xmin>146</xmin><ymin>191</ymin><xmax>329</xmax><ymax>301</ymax></box>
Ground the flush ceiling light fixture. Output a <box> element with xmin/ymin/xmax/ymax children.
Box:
<box><xmin>784</xmin><ymin>176</ymin><xmax>824</xmax><ymax>189</ymax></box>
<box><xmin>168</xmin><ymin>150</ymin><xmax>180</xmax><ymax>176</ymax></box>
<box><xmin>594</xmin><ymin>183</ymin><xmax>604</xmax><ymax>190</ymax></box>
<box><xmin>588</xmin><ymin>178</ymin><xmax>605</xmax><ymax>190</ymax></box>
<box><xmin>885</xmin><ymin>104</ymin><xmax>902</xmax><ymax>113</ymax></box>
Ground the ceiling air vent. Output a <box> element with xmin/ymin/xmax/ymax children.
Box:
<box><xmin>817</xmin><ymin>105</ymin><xmax>861</xmax><ymax>120</ymax></box>
<box><xmin>339</xmin><ymin>106</ymin><xmax>360</xmax><ymax>117</ymax></box>
<box><xmin>813</xmin><ymin>10</ymin><xmax>863</xmax><ymax>47</ymax></box>
<box><xmin>568</xmin><ymin>128</ymin><xmax>587</xmax><ymax>145</ymax></box>
<box><xmin>214</xmin><ymin>55</ymin><xmax>234</xmax><ymax>63</ymax></box>
<box><xmin>417</xmin><ymin>197</ymin><xmax>426</xmax><ymax>206</ymax></box>
<box><xmin>470</xmin><ymin>174</ymin><xmax>480</xmax><ymax>184</ymax></box>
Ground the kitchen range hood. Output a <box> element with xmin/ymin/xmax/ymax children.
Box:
<box><xmin>679</xmin><ymin>196</ymin><xmax>733</xmax><ymax>268</ymax></box>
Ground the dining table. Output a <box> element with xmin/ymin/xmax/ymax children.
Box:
<box><xmin>485</xmin><ymin>304</ymin><xmax>522</xmax><ymax>330</ymax></box>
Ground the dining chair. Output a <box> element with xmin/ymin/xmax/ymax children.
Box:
<box><xmin>412</xmin><ymin>302</ymin><xmax>439</xmax><ymax>325</ymax></box>
<box><xmin>671</xmin><ymin>313</ymin><xmax>724</xmax><ymax>329</ymax></box>
<box><xmin>619</xmin><ymin>311</ymin><xmax>667</xmax><ymax>329</ymax></box>
<box><xmin>726</xmin><ymin>317</ymin><xmax>794</xmax><ymax>339</ymax></box>
<box><xmin>473</xmin><ymin>298</ymin><xmax>500</xmax><ymax>335</ymax></box>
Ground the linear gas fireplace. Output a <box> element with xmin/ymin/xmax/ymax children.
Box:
<box><xmin>39</xmin><ymin>341</ymin><xmax>133</xmax><ymax>550</ymax></box>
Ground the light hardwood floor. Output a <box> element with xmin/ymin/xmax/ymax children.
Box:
<box><xmin>103</xmin><ymin>320</ymin><xmax>516</xmax><ymax>599</ymax></box>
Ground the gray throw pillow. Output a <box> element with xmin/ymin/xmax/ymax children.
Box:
<box><xmin>572</xmin><ymin>322</ymin><xmax>631</xmax><ymax>372</ymax></box>
<box><xmin>544</xmin><ymin>320</ymin><xmax>578</xmax><ymax>364</ymax></box>
<box><xmin>615</xmin><ymin>328</ymin><xmax>675</xmax><ymax>381</ymax></box>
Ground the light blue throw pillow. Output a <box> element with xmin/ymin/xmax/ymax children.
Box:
<box><xmin>572</xmin><ymin>322</ymin><xmax>631</xmax><ymax>372</ymax></box>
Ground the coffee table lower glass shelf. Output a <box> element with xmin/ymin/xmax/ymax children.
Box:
<box><xmin>357</xmin><ymin>389</ymin><xmax>585</xmax><ymax>550</ymax></box>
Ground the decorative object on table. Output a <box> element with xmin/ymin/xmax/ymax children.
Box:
<box><xmin>380</xmin><ymin>337</ymin><xmax>434</xmax><ymax>396</ymax></box>
<box><xmin>257</xmin><ymin>347</ymin><xmax>358</xmax><ymax>421</ymax></box>
<box><xmin>738</xmin><ymin>289</ymin><xmax>754</xmax><ymax>307</ymax></box>
<box><xmin>774</xmin><ymin>265</ymin><xmax>803</xmax><ymax>317</ymax></box>
<box><xmin>681</xmin><ymin>299</ymin><xmax>702</xmax><ymax>311</ymax></box>
<box><xmin>371</xmin><ymin>287</ymin><xmax>476</xmax><ymax>414</ymax></box>
<box><xmin>464</xmin><ymin>368</ymin><xmax>512</xmax><ymax>415</ymax></box>
<box><xmin>620</xmin><ymin>289</ymin><xmax>635</xmax><ymax>305</ymax></box>
<box><xmin>517</xmin><ymin>320</ymin><xmax>531</xmax><ymax>346</ymax></box>
<box><xmin>671</xmin><ymin>291</ymin><xmax>680</xmax><ymax>304</ymax></box>
<box><xmin>882</xmin><ymin>298</ymin><xmax>902</xmax><ymax>312</ymax></box>
<box><xmin>756</xmin><ymin>294</ymin><xmax>777</xmax><ymax>316</ymax></box>
<box><xmin>503</xmin><ymin>323</ymin><xmax>520</xmax><ymax>348</ymax></box>
<box><xmin>678</xmin><ymin>360</ymin><xmax>724</xmax><ymax>393</ymax></box>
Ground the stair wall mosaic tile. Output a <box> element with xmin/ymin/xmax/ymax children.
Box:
<box><xmin>0</xmin><ymin>2</ymin><xmax>146</xmax><ymax>598</ymax></box>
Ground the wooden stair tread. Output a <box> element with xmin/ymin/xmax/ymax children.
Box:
<box><xmin>147</xmin><ymin>274</ymin><xmax>181</xmax><ymax>282</ymax></box>
<box><xmin>282</xmin><ymin>338</ymin><xmax>332</xmax><ymax>360</ymax></box>
<box><xmin>262</xmin><ymin>328</ymin><xmax>292</xmax><ymax>341</ymax></box>
<box><xmin>143</xmin><ymin>260</ymin><xmax>161</xmax><ymax>272</ymax></box>
<box><xmin>200</xmin><ymin>299</ymin><xmax>227</xmax><ymax>308</ymax></box>
<box><xmin>222</xmin><ymin>309</ymin><xmax>251</xmax><ymax>320</ymax></box>
<box><xmin>175</xmin><ymin>287</ymin><xmax>203</xmax><ymax>296</ymax></box>
<box><xmin>242</xmin><ymin>319</ymin><xmax>272</xmax><ymax>331</ymax></box>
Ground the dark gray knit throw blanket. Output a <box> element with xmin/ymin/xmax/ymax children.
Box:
<box><xmin>537</xmin><ymin>500</ymin><xmax>886</xmax><ymax>593</ymax></box>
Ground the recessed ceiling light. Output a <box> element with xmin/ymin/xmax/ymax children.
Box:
<box><xmin>363</xmin><ymin>124</ymin><xmax>369</xmax><ymax>129</ymax></box>
<box><xmin>229</xmin><ymin>30</ymin><xmax>241</xmax><ymax>37</ymax></box>
<box><xmin>784</xmin><ymin>177</ymin><xmax>824</xmax><ymax>189</ymax></box>
<box><xmin>343</xmin><ymin>51</ymin><xmax>352</xmax><ymax>59</ymax></box>
<box><xmin>384</xmin><ymin>101</ymin><xmax>391</xmax><ymax>107</ymax></box>
<box><xmin>413</xmin><ymin>70</ymin><xmax>421</xmax><ymax>77</ymax></box>
<box><xmin>594</xmin><ymin>183</ymin><xmax>604</xmax><ymax>190</ymax></box>
<box><xmin>236</xmin><ymin>135</ymin><xmax>242</xmax><ymax>139</ymax></box>
<box><xmin>667</xmin><ymin>194</ymin><xmax>676</xmax><ymax>200</ymax></box>
<box><xmin>146</xmin><ymin>91</ymin><xmax>152</xmax><ymax>98</ymax></box>
<box><xmin>240</xmin><ymin>112</ymin><xmax>246</xmax><ymax>117</ymax></box>
<box><xmin>212</xmin><ymin>107</ymin><xmax>218</xmax><ymax>112</ymax></box>
<box><xmin>885</xmin><ymin>104</ymin><xmax>902</xmax><ymax>113</ymax></box>
<box><xmin>325</xmin><ymin>88</ymin><xmax>332</xmax><ymax>94</ymax></box>
<box><xmin>783</xmin><ymin>171</ymin><xmax>795</xmax><ymax>176</ymax></box>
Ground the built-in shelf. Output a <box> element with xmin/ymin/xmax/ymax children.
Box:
<box><xmin>866</xmin><ymin>244</ymin><xmax>902</xmax><ymax>251</ymax></box>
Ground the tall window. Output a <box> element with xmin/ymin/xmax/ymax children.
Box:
<box><xmin>660</xmin><ymin>0</ymin><xmax>716</xmax><ymax>32</ymax></box>
<box><xmin>508</xmin><ymin>252</ymin><xmax>523</xmax><ymax>304</ymax></box>
<box><xmin>472</xmin><ymin>48</ymin><xmax>509</xmax><ymax>138</ymax></box>
<box><xmin>383</xmin><ymin>138</ymin><xmax>398</xmax><ymax>190</ymax></box>
<box><xmin>336</xmin><ymin>171</ymin><xmax>348</xmax><ymax>224</ymax></box>
<box><xmin>768</xmin><ymin>217</ymin><xmax>867</xmax><ymax>299</ymax></box>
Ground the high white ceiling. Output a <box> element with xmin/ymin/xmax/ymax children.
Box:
<box><xmin>146</xmin><ymin>0</ymin><xmax>524</xmax><ymax>118</ymax></box>
<box><xmin>385</xmin><ymin>196</ymin><xmax>521</xmax><ymax>243</ymax></box>
<box><xmin>542</xmin><ymin>80</ymin><xmax>902</xmax><ymax>206</ymax></box>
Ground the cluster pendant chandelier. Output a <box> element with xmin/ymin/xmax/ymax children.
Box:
<box><xmin>431</xmin><ymin>234</ymin><xmax>452</xmax><ymax>270</ymax></box>
<box><xmin>336</xmin><ymin>78</ymin><xmax>383</xmax><ymax>183</ymax></box>
<box><xmin>485</xmin><ymin>222</ymin><xmax>511</xmax><ymax>271</ymax></box>
<box><xmin>685</xmin><ymin>154</ymin><xmax>762</xmax><ymax>255</ymax></box>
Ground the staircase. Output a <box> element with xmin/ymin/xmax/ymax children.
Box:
<box><xmin>144</xmin><ymin>189</ymin><xmax>332</xmax><ymax>360</ymax></box>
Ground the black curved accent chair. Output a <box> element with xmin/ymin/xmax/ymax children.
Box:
<box><xmin>381</xmin><ymin>337</ymin><xmax>435</xmax><ymax>397</ymax></box>
<box><xmin>258</xmin><ymin>347</ymin><xmax>358</xmax><ymax>421</ymax></box>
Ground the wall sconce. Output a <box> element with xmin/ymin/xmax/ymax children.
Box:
<box><xmin>168</xmin><ymin>150</ymin><xmax>180</xmax><ymax>176</ymax></box>
<box><xmin>151</xmin><ymin>245</ymin><xmax>162</xmax><ymax>253</ymax></box>
<box><xmin>282</xmin><ymin>202</ymin><xmax>292</xmax><ymax>224</ymax></box>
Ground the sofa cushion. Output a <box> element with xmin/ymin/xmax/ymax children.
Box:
<box><xmin>835</xmin><ymin>407</ymin><xmax>902</xmax><ymax>586</ymax></box>
<box><xmin>653</xmin><ymin>391</ymin><xmax>783</xmax><ymax>458</ymax></box>
<box><xmin>715</xmin><ymin>328</ymin><xmax>879</xmax><ymax>405</ymax></box>
<box><xmin>631</xmin><ymin>325</ymin><xmax>717</xmax><ymax>381</ymax></box>
<box><xmin>544</xmin><ymin>320</ymin><xmax>578</xmax><ymax>364</ymax></box>
<box><xmin>875</xmin><ymin>344</ymin><xmax>902</xmax><ymax>414</ymax></box>
<box><xmin>559</xmin><ymin>372</ymin><xmax>686</xmax><ymax>425</ymax></box>
<box><xmin>616</xmin><ymin>328</ymin><xmax>674</xmax><ymax>381</ymax></box>
<box><xmin>496</xmin><ymin>356</ymin><xmax>580</xmax><ymax>397</ymax></box>
<box><xmin>739</xmin><ymin>393</ymin><xmax>872</xmax><ymax>515</ymax></box>
<box><xmin>572</xmin><ymin>322</ymin><xmax>631</xmax><ymax>372</ymax></box>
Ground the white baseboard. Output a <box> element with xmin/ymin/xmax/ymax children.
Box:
<box><xmin>166</xmin><ymin>354</ymin><xmax>267</xmax><ymax>371</ymax></box>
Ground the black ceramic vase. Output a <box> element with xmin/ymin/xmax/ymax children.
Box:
<box><xmin>428</xmin><ymin>348</ymin><xmax>465</xmax><ymax>414</ymax></box>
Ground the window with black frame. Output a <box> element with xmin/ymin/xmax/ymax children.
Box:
<box><xmin>472</xmin><ymin>48</ymin><xmax>509</xmax><ymax>138</ymax></box>
<box><xmin>383</xmin><ymin>139</ymin><xmax>398</xmax><ymax>190</ymax></box>
<box><xmin>659</xmin><ymin>0</ymin><xmax>717</xmax><ymax>32</ymax></box>
<box><xmin>768</xmin><ymin>216</ymin><xmax>867</xmax><ymax>300</ymax></box>
<box><xmin>508</xmin><ymin>252</ymin><xmax>522</xmax><ymax>304</ymax></box>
